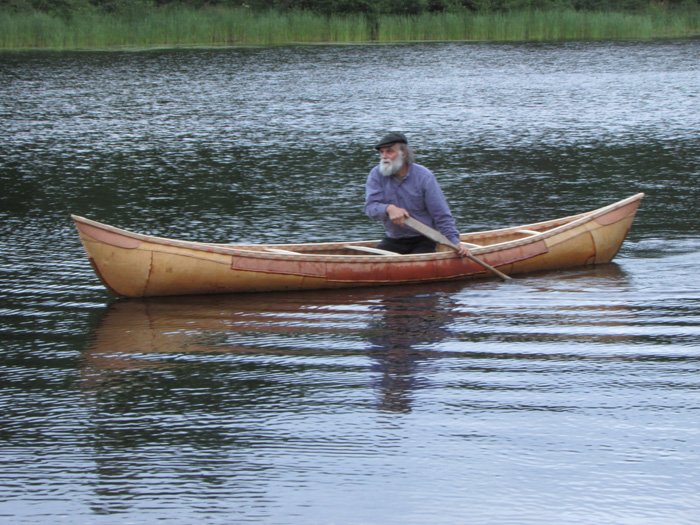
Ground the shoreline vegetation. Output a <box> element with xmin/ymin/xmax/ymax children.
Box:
<box><xmin>1</xmin><ymin>2</ymin><xmax>699</xmax><ymax>50</ymax></box>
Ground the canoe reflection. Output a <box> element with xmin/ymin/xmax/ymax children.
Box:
<box><xmin>81</xmin><ymin>284</ymin><xmax>463</xmax><ymax>412</ymax></box>
<box><xmin>82</xmin><ymin>264</ymin><xmax>632</xmax><ymax>412</ymax></box>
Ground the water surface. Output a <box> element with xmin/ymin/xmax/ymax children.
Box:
<box><xmin>1</xmin><ymin>40</ymin><xmax>700</xmax><ymax>524</ymax></box>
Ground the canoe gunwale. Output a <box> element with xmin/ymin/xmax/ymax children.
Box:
<box><xmin>70</xmin><ymin>193</ymin><xmax>644</xmax><ymax>263</ymax></box>
<box><xmin>471</xmin><ymin>192</ymin><xmax>643</xmax><ymax>253</ymax></box>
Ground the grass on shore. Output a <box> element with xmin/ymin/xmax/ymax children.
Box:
<box><xmin>1</xmin><ymin>7</ymin><xmax>699</xmax><ymax>50</ymax></box>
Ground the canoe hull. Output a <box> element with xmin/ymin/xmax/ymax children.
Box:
<box><xmin>73</xmin><ymin>194</ymin><xmax>643</xmax><ymax>297</ymax></box>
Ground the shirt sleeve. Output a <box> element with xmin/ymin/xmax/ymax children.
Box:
<box><xmin>423</xmin><ymin>173</ymin><xmax>462</xmax><ymax>245</ymax></box>
<box><xmin>365</xmin><ymin>168</ymin><xmax>388</xmax><ymax>221</ymax></box>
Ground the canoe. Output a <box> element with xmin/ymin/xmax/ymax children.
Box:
<box><xmin>72</xmin><ymin>193</ymin><xmax>644</xmax><ymax>298</ymax></box>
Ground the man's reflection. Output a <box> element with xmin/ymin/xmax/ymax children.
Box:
<box><xmin>366</xmin><ymin>287</ymin><xmax>458</xmax><ymax>413</ymax></box>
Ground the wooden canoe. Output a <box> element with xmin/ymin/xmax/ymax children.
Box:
<box><xmin>72</xmin><ymin>193</ymin><xmax>644</xmax><ymax>298</ymax></box>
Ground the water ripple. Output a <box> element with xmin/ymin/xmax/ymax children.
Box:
<box><xmin>2</xmin><ymin>40</ymin><xmax>700</xmax><ymax>524</ymax></box>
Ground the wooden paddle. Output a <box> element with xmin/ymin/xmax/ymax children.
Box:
<box><xmin>404</xmin><ymin>217</ymin><xmax>513</xmax><ymax>281</ymax></box>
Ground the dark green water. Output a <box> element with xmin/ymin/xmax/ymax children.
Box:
<box><xmin>1</xmin><ymin>40</ymin><xmax>699</xmax><ymax>524</ymax></box>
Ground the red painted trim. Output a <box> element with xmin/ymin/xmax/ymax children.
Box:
<box><xmin>78</xmin><ymin>222</ymin><xmax>141</xmax><ymax>249</ymax></box>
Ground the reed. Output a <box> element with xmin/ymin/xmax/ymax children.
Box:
<box><xmin>376</xmin><ymin>9</ymin><xmax>700</xmax><ymax>41</ymax></box>
<box><xmin>0</xmin><ymin>6</ymin><xmax>698</xmax><ymax>50</ymax></box>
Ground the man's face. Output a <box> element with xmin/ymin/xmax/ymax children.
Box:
<box><xmin>378</xmin><ymin>143</ymin><xmax>404</xmax><ymax>177</ymax></box>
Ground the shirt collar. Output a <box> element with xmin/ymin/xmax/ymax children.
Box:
<box><xmin>394</xmin><ymin>163</ymin><xmax>412</xmax><ymax>182</ymax></box>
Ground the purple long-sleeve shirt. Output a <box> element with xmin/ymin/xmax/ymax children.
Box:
<box><xmin>365</xmin><ymin>163</ymin><xmax>461</xmax><ymax>245</ymax></box>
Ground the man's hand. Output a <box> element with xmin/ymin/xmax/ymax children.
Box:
<box><xmin>386</xmin><ymin>204</ymin><xmax>410</xmax><ymax>226</ymax></box>
<box><xmin>456</xmin><ymin>243</ymin><xmax>471</xmax><ymax>257</ymax></box>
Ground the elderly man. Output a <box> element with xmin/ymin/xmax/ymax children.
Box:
<box><xmin>365</xmin><ymin>132</ymin><xmax>470</xmax><ymax>256</ymax></box>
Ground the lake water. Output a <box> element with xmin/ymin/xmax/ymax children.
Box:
<box><xmin>1</xmin><ymin>39</ymin><xmax>700</xmax><ymax>524</ymax></box>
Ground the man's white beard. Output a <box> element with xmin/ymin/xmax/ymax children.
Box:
<box><xmin>379</xmin><ymin>150</ymin><xmax>404</xmax><ymax>177</ymax></box>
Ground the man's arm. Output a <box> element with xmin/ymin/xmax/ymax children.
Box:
<box><xmin>366</xmin><ymin>169</ymin><xmax>410</xmax><ymax>226</ymax></box>
<box><xmin>423</xmin><ymin>176</ymin><xmax>462</xmax><ymax>245</ymax></box>
<box><xmin>364</xmin><ymin>170</ymin><xmax>390</xmax><ymax>221</ymax></box>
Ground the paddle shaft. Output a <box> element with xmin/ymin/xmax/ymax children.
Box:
<box><xmin>403</xmin><ymin>217</ymin><xmax>513</xmax><ymax>281</ymax></box>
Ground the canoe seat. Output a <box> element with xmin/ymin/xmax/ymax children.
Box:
<box><xmin>265</xmin><ymin>248</ymin><xmax>303</xmax><ymax>255</ymax></box>
<box><xmin>345</xmin><ymin>245</ymin><xmax>397</xmax><ymax>256</ymax></box>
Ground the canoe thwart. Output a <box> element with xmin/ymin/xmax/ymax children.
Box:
<box><xmin>345</xmin><ymin>245</ymin><xmax>396</xmax><ymax>256</ymax></box>
<box><xmin>264</xmin><ymin>248</ymin><xmax>303</xmax><ymax>255</ymax></box>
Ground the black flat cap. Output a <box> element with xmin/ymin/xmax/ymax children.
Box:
<box><xmin>375</xmin><ymin>132</ymin><xmax>408</xmax><ymax>150</ymax></box>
